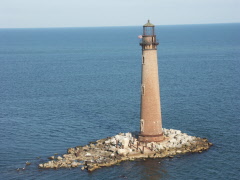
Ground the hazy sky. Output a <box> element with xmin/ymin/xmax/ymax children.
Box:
<box><xmin>0</xmin><ymin>0</ymin><xmax>239</xmax><ymax>28</ymax></box>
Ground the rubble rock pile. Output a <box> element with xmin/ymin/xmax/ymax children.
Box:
<box><xmin>39</xmin><ymin>129</ymin><xmax>212</xmax><ymax>171</ymax></box>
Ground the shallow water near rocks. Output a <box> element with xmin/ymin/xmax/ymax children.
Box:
<box><xmin>0</xmin><ymin>23</ymin><xmax>240</xmax><ymax>179</ymax></box>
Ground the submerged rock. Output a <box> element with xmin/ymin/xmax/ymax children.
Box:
<box><xmin>25</xmin><ymin>161</ymin><xmax>31</xmax><ymax>166</ymax></box>
<box><xmin>48</xmin><ymin>156</ymin><xmax>55</xmax><ymax>160</ymax></box>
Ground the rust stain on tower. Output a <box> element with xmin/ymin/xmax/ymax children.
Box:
<box><xmin>138</xmin><ymin>20</ymin><xmax>165</xmax><ymax>142</ymax></box>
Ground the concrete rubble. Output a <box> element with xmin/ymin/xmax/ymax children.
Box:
<box><xmin>38</xmin><ymin>129</ymin><xmax>212</xmax><ymax>171</ymax></box>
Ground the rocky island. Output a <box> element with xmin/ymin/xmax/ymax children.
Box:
<box><xmin>38</xmin><ymin>21</ymin><xmax>212</xmax><ymax>172</ymax></box>
<box><xmin>39</xmin><ymin>128</ymin><xmax>212</xmax><ymax>171</ymax></box>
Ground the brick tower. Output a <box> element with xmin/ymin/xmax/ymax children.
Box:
<box><xmin>138</xmin><ymin>20</ymin><xmax>164</xmax><ymax>142</ymax></box>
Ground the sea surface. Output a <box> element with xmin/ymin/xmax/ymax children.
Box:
<box><xmin>0</xmin><ymin>23</ymin><xmax>239</xmax><ymax>180</ymax></box>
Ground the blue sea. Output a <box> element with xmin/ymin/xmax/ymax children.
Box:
<box><xmin>0</xmin><ymin>23</ymin><xmax>239</xmax><ymax>179</ymax></box>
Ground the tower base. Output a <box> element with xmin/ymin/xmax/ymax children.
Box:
<box><xmin>138</xmin><ymin>133</ymin><xmax>165</xmax><ymax>142</ymax></box>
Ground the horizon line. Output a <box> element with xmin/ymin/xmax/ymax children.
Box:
<box><xmin>0</xmin><ymin>22</ymin><xmax>239</xmax><ymax>29</ymax></box>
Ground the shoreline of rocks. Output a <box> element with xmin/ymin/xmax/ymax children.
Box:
<box><xmin>38</xmin><ymin>128</ymin><xmax>212</xmax><ymax>171</ymax></box>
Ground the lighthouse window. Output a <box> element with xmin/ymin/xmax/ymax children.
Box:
<box><xmin>140</xmin><ymin>119</ymin><xmax>144</xmax><ymax>132</ymax></box>
<box><xmin>141</xmin><ymin>85</ymin><xmax>145</xmax><ymax>95</ymax></box>
<box><xmin>142</xmin><ymin>57</ymin><xmax>145</xmax><ymax>64</ymax></box>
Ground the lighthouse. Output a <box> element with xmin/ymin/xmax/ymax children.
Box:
<box><xmin>138</xmin><ymin>20</ymin><xmax>164</xmax><ymax>142</ymax></box>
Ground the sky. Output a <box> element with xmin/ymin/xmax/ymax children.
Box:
<box><xmin>0</xmin><ymin>0</ymin><xmax>239</xmax><ymax>28</ymax></box>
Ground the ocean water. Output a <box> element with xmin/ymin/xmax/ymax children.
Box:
<box><xmin>0</xmin><ymin>23</ymin><xmax>239</xmax><ymax>179</ymax></box>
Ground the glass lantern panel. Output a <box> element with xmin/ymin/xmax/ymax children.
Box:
<box><xmin>144</xmin><ymin>27</ymin><xmax>154</xmax><ymax>36</ymax></box>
